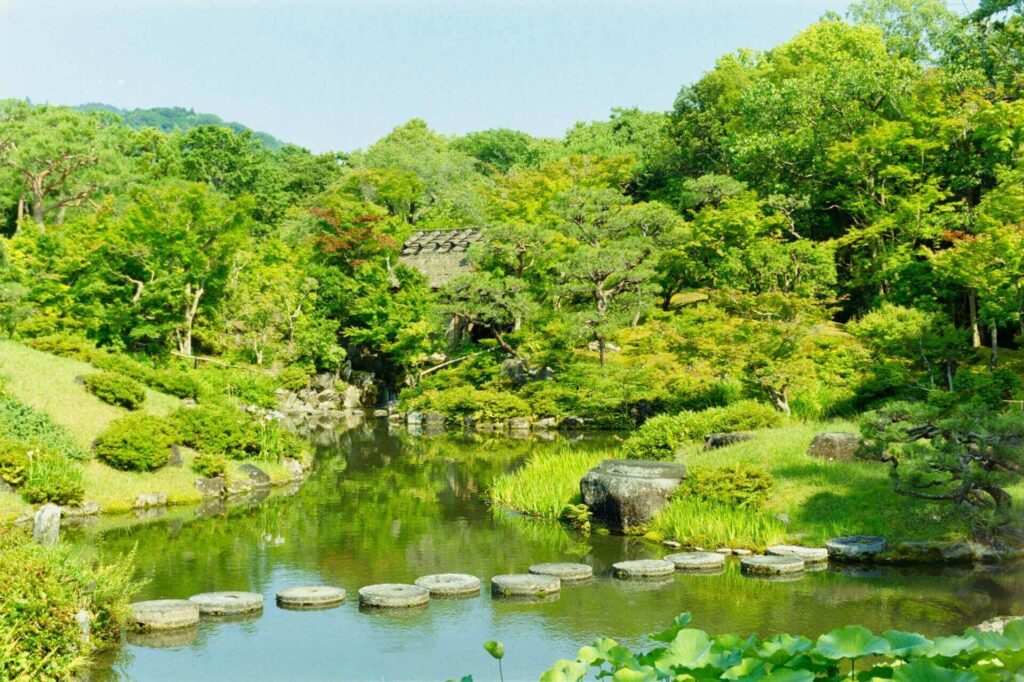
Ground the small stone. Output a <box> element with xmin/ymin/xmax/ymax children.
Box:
<box><xmin>976</xmin><ymin>616</ymin><xmax>1023</xmax><ymax>634</ymax></box>
<box><xmin>62</xmin><ymin>501</ymin><xmax>100</xmax><ymax>517</ymax></box>
<box><xmin>276</xmin><ymin>586</ymin><xmax>347</xmax><ymax>608</ymax></box>
<box><xmin>32</xmin><ymin>504</ymin><xmax>61</xmax><ymax>546</ymax></box>
<box><xmin>807</xmin><ymin>432</ymin><xmax>862</xmax><ymax>462</ymax></box>
<box><xmin>826</xmin><ymin>535</ymin><xmax>886</xmax><ymax>561</ymax></box>
<box><xmin>508</xmin><ymin>417</ymin><xmax>531</xmax><ymax>431</ymax></box>
<box><xmin>528</xmin><ymin>563</ymin><xmax>593</xmax><ymax>581</ymax></box>
<box><xmin>664</xmin><ymin>552</ymin><xmax>726</xmax><ymax>570</ymax></box>
<box><xmin>733</xmin><ymin>549</ymin><xmax>753</xmax><ymax>556</ymax></box>
<box><xmin>491</xmin><ymin>574</ymin><xmax>561</xmax><ymax>597</ymax></box>
<box><xmin>661</xmin><ymin>540</ymin><xmax>682</xmax><ymax>549</ymax></box>
<box><xmin>703</xmin><ymin>432</ymin><xmax>755</xmax><ymax>451</ymax></box>
<box><xmin>283</xmin><ymin>457</ymin><xmax>305</xmax><ymax>479</ymax></box>
<box><xmin>195</xmin><ymin>477</ymin><xmax>225</xmax><ymax>497</ymax></box>
<box><xmin>612</xmin><ymin>559</ymin><xmax>675</xmax><ymax>579</ymax></box>
<box><xmin>533</xmin><ymin>417</ymin><xmax>557</xmax><ymax>430</ymax></box>
<box><xmin>75</xmin><ymin>609</ymin><xmax>91</xmax><ymax>644</ymax></box>
<box><xmin>133</xmin><ymin>492</ymin><xmax>167</xmax><ymax>509</ymax></box>
<box><xmin>740</xmin><ymin>555</ymin><xmax>806</xmax><ymax>576</ymax></box>
<box><xmin>225</xmin><ymin>478</ymin><xmax>254</xmax><ymax>495</ymax></box>
<box><xmin>406</xmin><ymin>411</ymin><xmax>422</xmax><ymax>425</ymax></box>
<box><xmin>130</xmin><ymin>599</ymin><xmax>200</xmax><ymax>631</ymax></box>
<box><xmin>413</xmin><ymin>573</ymin><xmax>481</xmax><ymax>597</ymax></box>
<box><xmin>767</xmin><ymin>545</ymin><xmax>829</xmax><ymax>564</ymax></box>
<box><xmin>358</xmin><ymin>583</ymin><xmax>430</xmax><ymax>608</ymax></box>
<box><xmin>238</xmin><ymin>463</ymin><xmax>271</xmax><ymax>486</ymax></box>
<box><xmin>715</xmin><ymin>548</ymin><xmax>733</xmax><ymax>555</ymax></box>
<box><xmin>423</xmin><ymin>411</ymin><xmax>445</xmax><ymax>425</ymax></box>
<box><xmin>189</xmin><ymin>591</ymin><xmax>264</xmax><ymax>615</ymax></box>
<box><xmin>373</xmin><ymin>409</ymin><xmax>388</xmax><ymax>417</ymax></box>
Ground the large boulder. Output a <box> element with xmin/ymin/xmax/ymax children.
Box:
<box><xmin>807</xmin><ymin>432</ymin><xmax>862</xmax><ymax>461</ymax></box>
<box><xmin>580</xmin><ymin>459</ymin><xmax>686</xmax><ymax>533</ymax></box>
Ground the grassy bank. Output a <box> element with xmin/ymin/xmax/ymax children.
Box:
<box><xmin>488</xmin><ymin>420</ymin><xmax>1024</xmax><ymax>549</ymax></box>
<box><xmin>0</xmin><ymin>341</ymin><xmax>304</xmax><ymax>520</ymax></box>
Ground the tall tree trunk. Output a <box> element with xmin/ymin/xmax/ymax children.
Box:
<box><xmin>177</xmin><ymin>283</ymin><xmax>204</xmax><ymax>357</ymax></box>
<box><xmin>969</xmin><ymin>290</ymin><xmax>981</xmax><ymax>348</ymax></box>
<box><xmin>765</xmin><ymin>386</ymin><xmax>791</xmax><ymax>416</ymax></box>
<box><xmin>990</xmin><ymin>321</ymin><xmax>998</xmax><ymax>368</ymax></box>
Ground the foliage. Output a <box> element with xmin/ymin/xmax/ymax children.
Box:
<box><xmin>173</xmin><ymin>403</ymin><xmax>258</xmax><ymax>460</ymax></box>
<box><xmin>0</xmin><ymin>524</ymin><xmax>138</xmax><ymax>682</ymax></box>
<box><xmin>0</xmin><ymin>394</ymin><xmax>89</xmax><ymax>461</ymax></box>
<box><xmin>405</xmin><ymin>385</ymin><xmax>531</xmax><ymax>423</ymax></box>
<box><xmin>622</xmin><ymin>400</ymin><xmax>782</xmax><ymax>460</ymax></box>
<box><xmin>488</xmin><ymin>447</ymin><xmax>610</xmax><ymax>519</ymax></box>
<box><xmin>83</xmin><ymin>371</ymin><xmax>146</xmax><ymax>409</ymax></box>
<box><xmin>649</xmin><ymin>497</ymin><xmax>787</xmax><ymax>549</ymax></box>
<box><xmin>0</xmin><ymin>437</ymin><xmax>28</xmax><ymax>486</ymax></box>
<box><xmin>537</xmin><ymin>613</ymin><xmax>1024</xmax><ymax>681</ymax></box>
<box><xmin>21</xmin><ymin>449</ymin><xmax>85</xmax><ymax>505</ymax></box>
<box><xmin>94</xmin><ymin>413</ymin><xmax>176</xmax><ymax>471</ymax></box>
<box><xmin>682</xmin><ymin>462</ymin><xmax>774</xmax><ymax>508</ymax></box>
<box><xmin>191</xmin><ymin>451</ymin><xmax>227</xmax><ymax>478</ymax></box>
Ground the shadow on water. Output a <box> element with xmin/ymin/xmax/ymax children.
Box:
<box><xmin>81</xmin><ymin>420</ymin><xmax>1024</xmax><ymax>681</ymax></box>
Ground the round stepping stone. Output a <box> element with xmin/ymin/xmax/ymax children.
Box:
<box><xmin>126</xmin><ymin>624</ymin><xmax>199</xmax><ymax>648</ymax></box>
<box><xmin>767</xmin><ymin>545</ymin><xmax>829</xmax><ymax>564</ymax></box>
<box><xmin>612</xmin><ymin>559</ymin><xmax>675</xmax><ymax>579</ymax></box>
<box><xmin>414</xmin><ymin>573</ymin><xmax>481</xmax><ymax>597</ymax></box>
<box><xmin>189</xmin><ymin>591</ymin><xmax>264</xmax><ymax>616</ymax></box>
<box><xmin>528</xmin><ymin>563</ymin><xmax>593</xmax><ymax>582</ymax></box>
<box><xmin>129</xmin><ymin>599</ymin><xmax>200</xmax><ymax>631</ymax></box>
<box><xmin>491</xmin><ymin>574</ymin><xmax>561</xmax><ymax>597</ymax></box>
<box><xmin>740</xmin><ymin>555</ymin><xmax>805</xmax><ymax>576</ymax></box>
<box><xmin>358</xmin><ymin>583</ymin><xmax>430</xmax><ymax>608</ymax></box>
<box><xmin>276</xmin><ymin>585</ymin><xmax>347</xmax><ymax>609</ymax></box>
<box><xmin>664</xmin><ymin>552</ymin><xmax>726</xmax><ymax>571</ymax></box>
<box><xmin>826</xmin><ymin>535</ymin><xmax>886</xmax><ymax>560</ymax></box>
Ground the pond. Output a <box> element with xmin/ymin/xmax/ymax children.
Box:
<box><xmin>84</xmin><ymin>422</ymin><xmax>1024</xmax><ymax>681</ymax></box>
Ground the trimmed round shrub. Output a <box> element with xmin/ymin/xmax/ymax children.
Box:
<box><xmin>21</xmin><ymin>449</ymin><xmax>84</xmax><ymax>505</ymax></box>
<box><xmin>683</xmin><ymin>463</ymin><xmax>774</xmax><ymax>508</ymax></box>
<box><xmin>94</xmin><ymin>414</ymin><xmax>176</xmax><ymax>471</ymax></box>
<box><xmin>173</xmin><ymin>404</ymin><xmax>259</xmax><ymax>460</ymax></box>
<box><xmin>24</xmin><ymin>332</ymin><xmax>97</xmax><ymax>361</ymax></box>
<box><xmin>623</xmin><ymin>400</ymin><xmax>783</xmax><ymax>460</ymax></box>
<box><xmin>277</xmin><ymin>365</ymin><xmax>311</xmax><ymax>391</ymax></box>
<box><xmin>84</xmin><ymin>372</ymin><xmax>146</xmax><ymax>409</ymax></box>
<box><xmin>0</xmin><ymin>438</ymin><xmax>29</xmax><ymax>487</ymax></box>
<box><xmin>620</xmin><ymin>414</ymin><xmax>685</xmax><ymax>461</ymax></box>
<box><xmin>149</xmin><ymin>369</ymin><xmax>202</xmax><ymax>399</ymax></box>
<box><xmin>191</xmin><ymin>452</ymin><xmax>227</xmax><ymax>478</ymax></box>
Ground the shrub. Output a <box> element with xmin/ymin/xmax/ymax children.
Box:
<box><xmin>21</xmin><ymin>450</ymin><xmax>85</xmax><ymax>505</ymax></box>
<box><xmin>197</xmin><ymin>368</ymin><xmax>279</xmax><ymax>408</ymax></box>
<box><xmin>405</xmin><ymin>385</ymin><xmax>531</xmax><ymax>423</ymax></box>
<box><xmin>191</xmin><ymin>452</ymin><xmax>227</xmax><ymax>478</ymax></box>
<box><xmin>94</xmin><ymin>414</ymin><xmax>176</xmax><ymax>471</ymax></box>
<box><xmin>682</xmin><ymin>463</ymin><xmax>773</xmax><ymax>508</ymax></box>
<box><xmin>90</xmin><ymin>352</ymin><xmax>154</xmax><ymax>383</ymax></box>
<box><xmin>256</xmin><ymin>419</ymin><xmax>306</xmax><ymax>461</ymax></box>
<box><xmin>622</xmin><ymin>400</ymin><xmax>782</xmax><ymax>460</ymax></box>
<box><xmin>0</xmin><ymin>525</ymin><xmax>138</xmax><ymax>681</ymax></box>
<box><xmin>0</xmin><ymin>395</ymin><xmax>89</xmax><ymax>461</ymax></box>
<box><xmin>173</xmin><ymin>404</ymin><xmax>259</xmax><ymax>460</ymax></box>
<box><xmin>149</xmin><ymin>368</ymin><xmax>202</xmax><ymax>399</ymax></box>
<box><xmin>83</xmin><ymin>372</ymin><xmax>146</xmax><ymax>409</ymax></box>
<box><xmin>277</xmin><ymin>365</ymin><xmax>311</xmax><ymax>391</ymax></box>
<box><xmin>0</xmin><ymin>438</ymin><xmax>29</xmax><ymax>487</ymax></box>
<box><xmin>24</xmin><ymin>332</ymin><xmax>97</xmax><ymax>361</ymax></box>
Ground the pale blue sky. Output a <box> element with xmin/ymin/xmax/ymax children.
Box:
<box><xmin>2</xmin><ymin>0</ymin><xmax>878</xmax><ymax>152</ymax></box>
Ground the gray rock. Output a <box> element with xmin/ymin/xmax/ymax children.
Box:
<box><xmin>662</xmin><ymin>540</ymin><xmax>682</xmax><ymax>549</ymax></box>
<box><xmin>225</xmin><ymin>478</ymin><xmax>254</xmax><ymax>496</ymax></box>
<box><xmin>195</xmin><ymin>476</ymin><xmax>225</xmax><ymax>497</ymax></box>
<box><xmin>358</xmin><ymin>583</ymin><xmax>430</xmax><ymax>608</ymax></box>
<box><xmin>826</xmin><ymin>535</ymin><xmax>886</xmax><ymax>561</ymax></box>
<box><xmin>664</xmin><ymin>552</ymin><xmax>725</xmax><ymax>570</ymax></box>
<box><xmin>528</xmin><ymin>563</ymin><xmax>593</xmax><ymax>581</ymax></box>
<box><xmin>740</xmin><ymin>555</ymin><xmax>806</xmax><ymax>575</ymax></box>
<box><xmin>238</xmin><ymin>463</ymin><xmax>271</xmax><ymax>486</ymax></box>
<box><xmin>62</xmin><ymin>501</ymin><xmax>100</xmax><ymax>517</ymax></box>
<box><xmin>413</xmin><ymin>573</ymin><xmax>481</xmax><ymax>597</ymax></box>
<box><xmin>276</xmin><ymin>586</ymin><xmax>347</xmax><ymax>609</ymax></box>
<box><xmin>767</xmin><ymin>545</ymin><xmax>829</xmax><ymax>564</ymax></box>
<box><xmin>406</xmin><ymin>411</ymin><xmax>423</xmax><ymax>425</ymax></box>
<box><xmin>130</xmin><ymin>599</ymin><xmax>200</xmax><ymax>631</ymax></box>
<box><xmin>133</xmin><ymin>492</ymin><xmax>167</xmax><ymax>509</ymax></box>
<box><xmin>558</xmin><ymin>416</ymin><xmax>586</xmax><ymax>431</ymax></box>
<box><xmin>881</xmin><ymin>540</ymin><xmax>975</xmax><ymax>565</ymax></box>
<box><xmin>189</xmin><ymin>591</ymin><xmax>264</xmax><ymax>615</ymax></box>
<box><xmin>423</xmin><ymin>411</ymin><xmax>446</xmax><ymax>426</ymax></box>
<box><xmin>704</xmin><ymin>432</ymin><xmax>755</xmax><ymax>451</ymax></box>
<box><xmin>613</xmin><ymin>559</ymin><xmax>675</xmax><ymax>579</ymax></box>
<box><xmin>976</xmin><ymin>616</ymin><xmax>1023</xmax><ymax>634</ymax></box>
<box><xmin>168</xmin><ymin>445</ymin><xmax>183</xmax><ymax>467</ymax></box>
<box><xmin>75</xmin><ymin>609</ymin><xmax>91</xmax><ymax>644</ymax></box>
<box><xmin>283</xmin><ymin>457</ymin><xmax>305</xmax><ymax>479</ymax></box>
<box><xmin>500</xmin><ymin>358</ymin><xmax>530</xmax><ymax>387</ymax></box>
<box><xmin>533</xmin><ymin>417</ymin><xmax>557</xmax><ymax>430</ymax></box>
<box><xmin>491</xmin><ymin>574</ymin><xmax>561</xmax><ymax>597</ymax></box>
<box><xmin>508</xmin><ymin>417</ymin><xmax>531</xmax><ymax>431</ymax></box>
<box><xmin>32</xmin><ymin>504</ymin><xmax>61</xmax><ymax>546</ymax></box>
<box><xmin>807</xmin><ymin>432</ymin><xmax>862</xmax><ymax>462</ymax></box>
<box><xmin>580</xmin><ymin>459</ymin><xmax>686</xmax><ymax>532</ymax></box>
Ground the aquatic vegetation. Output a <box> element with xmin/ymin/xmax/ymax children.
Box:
<box><xmin>488</xmin><ymin>446</ymin><xmax>610</xmax><ymax>519</ymax></box>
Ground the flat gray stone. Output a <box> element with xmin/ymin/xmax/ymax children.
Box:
<box><xmin>189</xmin><ymin>591</ymin><xmax>264</xmax><ymax>615</ymax></box>
<box><xmin>276</xmin><ymin>586</ymin><xmax>347</xmax><ymax>608</ymax></box>
<box><xmin>767</xmin><ymin>545</ymin><xmax>829</xmax><ymax>564</ymax></box>
<box><xmin>413</xmin><ymin>573</ymin><xmax>481</xmax><ymax>597</ymax></box>
<box><xmin>664</xmin><ymin>552</ymin><xmax>726</xmax><ymax>570</ymax></box>
<box><xmin>238</xmin><ymin>463</ymin><xmax>271</xmax><ymax>486</ymax></box>
<box><xmin>612</xmin><ymin>559</ymin><xmax>675</xmax><ymax>579</ymax></box>
<box><xmin>580</xmin><ymin>459</ymin><xmax>686</xmax><ymax>532</ymax></box>
<box><xmin>528</xmin><ymin>563</ymin><xmax>593</xmax><ymax>581</ymax></box>
<box><xmin>195</xmin><ymin>476</ymin><xmax>225</xmax><ymax>497</ymax></box>
<box><xmin>491</xmin><ymin>574</ymin><xmax>561</xmax><ymax>597</ymax></box>
<box><xmin>826</xmin><ymin>535</ymin><xmax>886</xmax><ymax>560</ymax></box>
<box><xmin>358</xmin><ymin>583</ymin><xmax>430</xmax><ymax>608</ymax></box>
<box><xmin>740</xmin><ymin>555</ymin><xmax>805</xmax><ymax>575</ymax></box>
<box><xmin>130</xmin><ymin>599</ymin><xmax>200</xmax><ymax>631</ymax></box>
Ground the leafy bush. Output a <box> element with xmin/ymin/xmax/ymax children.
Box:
<box><xmin>197</xmin><ymin>368</ymin><xmax>279</xmax><ymax>408</ymax></box>
<box><xmin>406</xmin><ymin>385</ymin><xmax>531</xmax><ymax>423</ymax></box>
<box><xmin>90</xmin><ymin>352</ymin><xmax>154</xmax><ymax>383</ymax></box>
<box><xmin>277</xmin><ymin>365</ymin><xmax>311</xmax><ymax>391</ymax></box>
<box><xmin>0</xmin><ymin>525</ymin><xmax>137</xmax><ymax>681</ymax></box>
<box><xmin>21</xmin><ymin>450</ymin><xmax>85</xmax><ymax>505</ymax></box>
<box><xmin>83</xmin><ymin>372</ymin><xmax>146</xmax><ymax>409</ymax></box>
<box><xmin>148</xmin><ymin>368</ymin><xmax>202</xmax><ymax>399</ymax></box>
<box><xmin>24</xmin><ymin>332</ymin><xmax>97</xmax><ymax>361</ymax></box>
<box><xmin>173</xmin><ymin>404</ymin><xmax>259</xmax><ymax>460</ymax></box>
<box><xmin>682</xmin><ymin>463</ymin><xmax>773</xmax><ymax>508</ymax></box>
<box><xmin>191</xmin><ymin>452</ymin><xmax>227</xmax><ymax>478</ymax></box>
<box><xmin>256</xmin><ymin>419</ymin><xmax>307</xmax><ymax>461</ymax></box>
<box><xmin>622</xmin><ymin>400</ymin><xmax>782</xmax><ymax>460</ymax></box>
<box><xmin>0</xmin><ymin>395</ymin><xmax>89</xmax><ymax>461</ymax></box>
<box><xmin>539</xmin><ymin>613</ymin><xmax>1024</xmax><ymax>682</ymax></box>
<box><xmin>94</xmin><ymin>414</ymin><xmax>176</xmax><ymax>471</ymax></box>
<box><xmin>0</xmin><ymin>438</ymin><xmax>29</xmax><ymax>487</ymax></box>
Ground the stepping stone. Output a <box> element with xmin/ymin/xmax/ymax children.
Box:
<box><xmin>127</xmin><ymin>624</ymin><xmax>199</xmax><ymax>648</ymax></box>
<box><xmin>276</xmin><ymin>586</ymin><xmax>347</xmax><ymax>609</ymax></box>
<box><xmin>528</xmin><ymin>563</ymin><xmax>593</xmax><ymax>582</ymax></box>
<box><xmin>189</xmin><ymin>591</ymin><xmax>264</xmax><ymax>616</ymax></box>
<box><xmin>414</xmin><ymin>573</ymin><xmax>481</xmax><ymax>597</ymax></box>
<box><xmin>740</xmin><ymin>555</ymin><xmax>805</xmax><ymax>576</ymax></box>
<box><xmin>664</xmin><ymin>552</ymin><xmax>726</xmax><ymax>570</ymax></box>
<box><xmin>358</xmin><ymin>583</ymin><xmax>430</xmax><ymax>608</ymax></box>
<box><xmin>130</xmin><ymin>599</ymin><xmax>200</xmax><ymax>631</ymax></box>
<box><xmin>826</xmin><ymin>535</ymin><xmax>886</xmax><ymax>560</ymax></box>
<box><xmin>612</xmin><ymin>559</ymin><xmax>675</xmax><ymax>579</ymax></box>
<box><xmin>491</xmin><ymin>574</ymin><xmax>561</xmax><ymax>597</ymax></box>
<box><xmin>767</xmin><ymin>545</ymin><xmax>829</xmax><ymax>564</ymax></box>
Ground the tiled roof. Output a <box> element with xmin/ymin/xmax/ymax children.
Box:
<box><xmin>399</xmin><ymin>228</ymin><xmax>482</xmax><ymax>287</ymax></box>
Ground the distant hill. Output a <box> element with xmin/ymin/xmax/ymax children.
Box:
<box><xmin>74</xmin><ymin>103</ymin><xmax>286</xmax><ymax>149</ymax></box>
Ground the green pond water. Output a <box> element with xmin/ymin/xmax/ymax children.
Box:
<box><xmin>82</xmin><ymin>422</ymin><xmax>1023</xmax><ymax>681</ymax></box>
